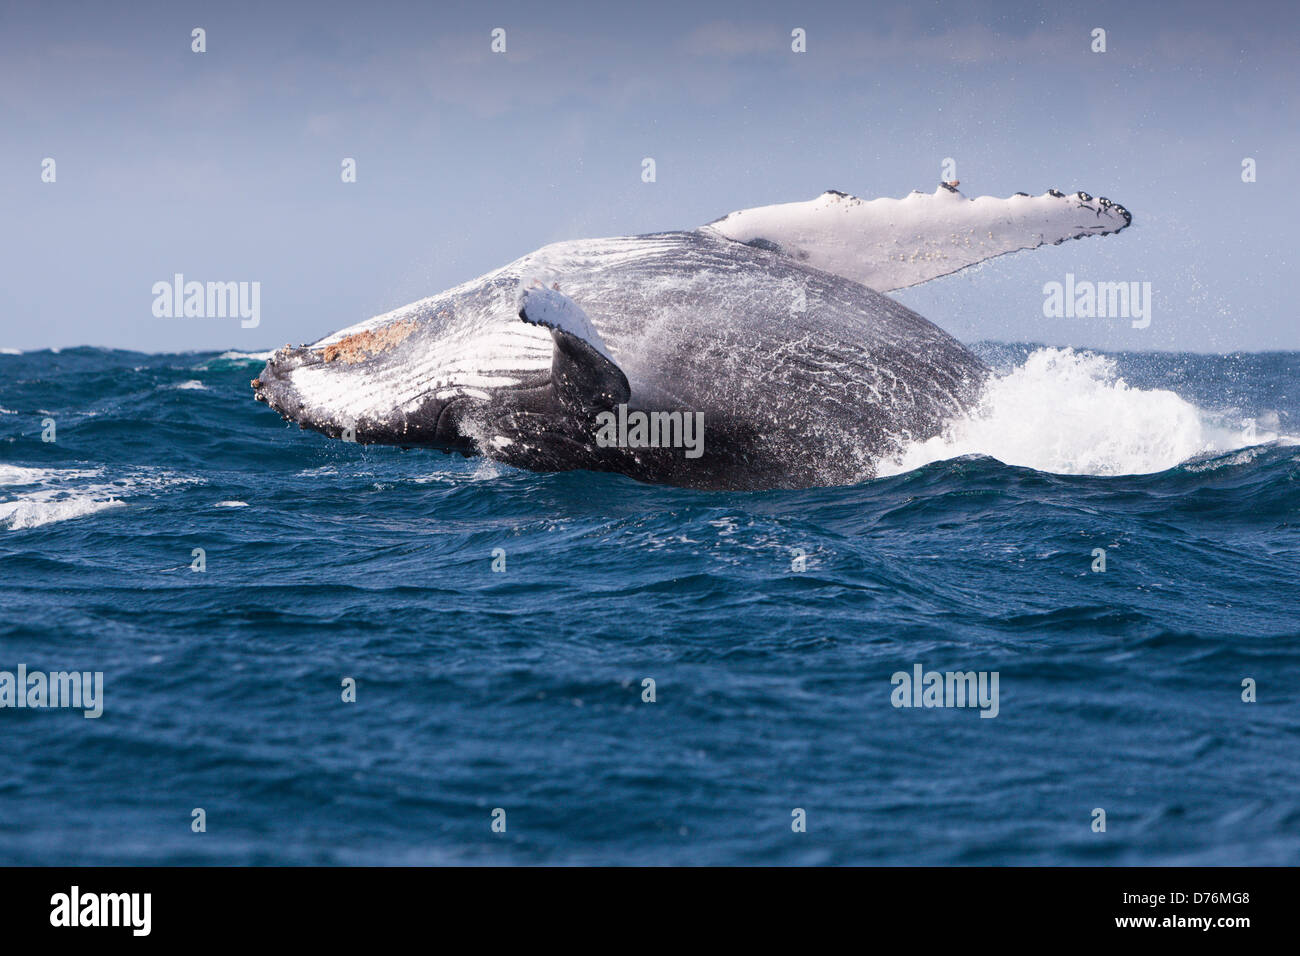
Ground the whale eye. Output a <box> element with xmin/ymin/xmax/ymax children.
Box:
<box><xmin>744</xmin><ymin>237</ymin><xmax>782</xmax><ymax>253</ymax></box>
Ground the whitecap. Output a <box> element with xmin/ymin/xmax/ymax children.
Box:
<box><xmin>0</xmin><ymin>466</ymin><xmax>203</xmax><ymax>530</ymax></box>
<box><xmin>879</xmin><ymin>347</ymin><xmax>1292</xmax><ymax>478</ymax></box>
<box><xmin>212</xmin><ymin>350</ymin><xmax>274</xmax><ymax>362</ymax></box>
<box><xmin>0</xmin><ymin>496</ymin><xmax>125</xmax><ymax>530</ymax></box>
<box><xmin>0</xmin><ymin>465</ymin><xmax>102</xmax><ymax>485</ymax></box>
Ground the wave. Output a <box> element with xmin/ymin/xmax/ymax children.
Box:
<box><xmin>0</xmin><ymin>464</ymin><xmax>104</xmax><ymax>485</ymax></box>
<box><xmin>0</xmin><ymin>495</ymin><xmax>126</xmax><ymax>530</ymax></box>
<box><xmin>204</xmin><ymin>349</ymin><xmax>275</xmax><ymax>365</ymax></box>
<box><xmin>0</xmin><ymin>465</ymin><xmax>202</xmax><ymax>531</ymax></box>
<box><xmin>879</xmin><ymin>347</ymin><xmax>1293</xmax><ymax>478</ymax></box>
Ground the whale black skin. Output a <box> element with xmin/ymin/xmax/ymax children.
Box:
<box><xmin>254</xmin><ymin>228</ymin><xmax>989</xmax><ymax>490</ymax></box>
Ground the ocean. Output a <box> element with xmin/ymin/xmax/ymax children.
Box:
<box><xmin>1</xmin><ymin>343</ymin><xmax>1297</xmax><ymax>865</ymax></box>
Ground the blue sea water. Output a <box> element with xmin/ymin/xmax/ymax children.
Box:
<box><xmin>1</xmin><ymin>344</ymin><xmax>1298</xmax><ymax>865</ymax></box>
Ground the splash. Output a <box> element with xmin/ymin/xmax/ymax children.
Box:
<box><xmin>879</xmin><ymin>348</ymin><xmax>1282</xmax><ymax>477</ymax></box>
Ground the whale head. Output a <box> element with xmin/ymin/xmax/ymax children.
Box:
<box><xmin>252</xmin><ymin>341</ymin><xmax>474</xmax><ymax>451</ymax></box>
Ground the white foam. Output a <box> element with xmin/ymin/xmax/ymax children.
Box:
<box><xmin>172</xmin><ymin>380</ymin><xmax>207</xmax><ymax>390</ymax></box>
<box><xmin>214</xmin><ymin>500</ymin><xmax>248</xmax><ymax>507</ymax></box>
<box><xmin>0</xmin><ymin>467</ymin><xmax>202</xmax><ymax>530</ymax></box>
<box><xmin>0</xmin><ymin>465</ymin><xmax>102</xmax><ymax>485</ymax></box>
<box><xmin>878</xmin><ymin>348</ymin><xmax>1284</xmax><ymax>478</ymax></box>
<box><xmin>0</xmin><ymin>496</ymin><xmax>125</xmax><ymax>530</ymax></box>
<box><xmin>213</xmin><ymin>350</ymin><xmax>275</xmax><ymax>362</ymax></box>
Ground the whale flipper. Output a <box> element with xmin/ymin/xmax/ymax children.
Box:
<box><xmin>518</xmin><ymin>284</ymin><xmax>630</xmax><ymax>412</ymax></box>
<box><xmin>704</xmin><ymin>185</ymin><xmax>1132</xmax><ymax>293</ymax></box>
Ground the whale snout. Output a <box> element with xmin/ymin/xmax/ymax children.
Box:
<box><xmin>252</xmin><ymin>344</ymin><xmax>363</xmax><ymax>442</ymax></box>
<box><xmin>252</xmin><ymin>343</ymin><xmax>319</xmax><ymax>424</ymax></box>
<box><xmin>252</xmin><ymin>342</ymin><xmax>470</xmax><ymax>449</ymax></box>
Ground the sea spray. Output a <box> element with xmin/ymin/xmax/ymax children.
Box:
<box><xmin>879</xmin><ymin>347</ymin><xmax>1280</xmax><ymax>477</ymax></box>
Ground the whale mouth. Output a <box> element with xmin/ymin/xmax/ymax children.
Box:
<box><xmin>251</xmin><ymin>344</ymin><xmax>337</xmax><ymax>434</ymax></box>
<box><xmin>251</xmin><ymin>343</ymin><xmax>475</xmax><ymax>451</ymax></box>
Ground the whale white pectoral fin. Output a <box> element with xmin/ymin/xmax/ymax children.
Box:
<box><xmin>704</xmin><ymin>185</ymin><xmax>1133</xmax><ymax>292</ymax></box>
<box><xmin>518</xmin><ymin>283</ymin><xmax>630</xmax><ymax>410</ymax></box>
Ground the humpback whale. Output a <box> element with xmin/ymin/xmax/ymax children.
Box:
<box><xmin>252</xmin><ymin>185</ymin><xmax>1131</xmax><ymax>489</ymax></box>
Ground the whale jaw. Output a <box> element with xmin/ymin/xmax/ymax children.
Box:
<box><xmin>251</xmin><ymin>344</ymin><xmax>474</xmax><ymax>452</ymax></box>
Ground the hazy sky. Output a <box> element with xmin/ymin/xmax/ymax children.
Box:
<box><xmin>1</xmin><ymin>0</ymin><xmax>1296</xmax><ymax>353</ymax></box>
